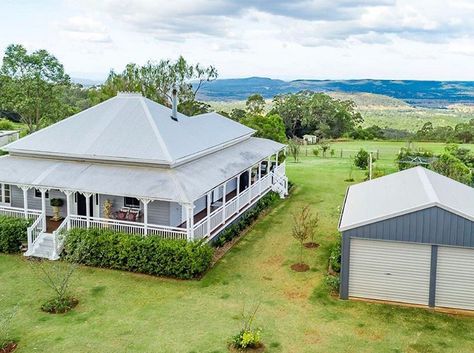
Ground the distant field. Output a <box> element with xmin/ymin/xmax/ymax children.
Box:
<box><xmin>207</xmin><ymin>92</ymin><xmax>474</xmax><ymax>132</ymax></box>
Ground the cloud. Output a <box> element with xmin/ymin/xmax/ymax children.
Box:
<box><xmin>59</xmin><ymin>16</ymin><xmax>112</xmax><ymax>43</ymax></box>
<box><xmin>72</xmin><ymin>0</ymin><xmax>474</xmax><ymax>50</ymax></box>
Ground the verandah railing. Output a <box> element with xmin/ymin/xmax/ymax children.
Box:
<box><xmin>0</xmin><ymin>205</ymin><xmax>42</xmax><ymax>220</ymax></box>
<box><xmin>68</xmin><ymin>214</ymin><xmax>187</xmax><ymax>240</ymax></box>
<box><xmin>193</xmin><ymin>172</ymin><xmax>275</xmax><ymax>240</ymax></box>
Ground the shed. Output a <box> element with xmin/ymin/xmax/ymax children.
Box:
<box><xmin>338</xmin><ymin>166</ymin><xmax>474</xmax><ymax>311</ymax></box>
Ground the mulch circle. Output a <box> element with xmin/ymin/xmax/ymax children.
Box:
<box><xmin>304</xmin><ymin>242</ymin><xmax>320</xmax><ymax>249</ymax></box>
<box><xmin>0</xmin><ymin>342</ymin><xmax>17</xmax><ymax>353</ymax></box>
<box><xmin>291</xmin><ymin>263</ymin><xmax>310</xmax><ymax>272</ymax></box>
<box><xmin>228</xmin><ymin>343</ymin><xmax>266</xmax><ymax>353</ymax></box>
<box><xmin>42</xmin><ymin>297</ymin><xmax>79</xmax><ymax>314</ymax></box>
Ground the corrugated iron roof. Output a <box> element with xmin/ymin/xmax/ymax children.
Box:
<box><xmin>0</xmin><ymin>137</ymin><xmax>284</xmax><ymax>203</ymax></box>
<box><xmin>3</xmin><ymin>92</ymin><xmax>255</xmax><ymax>166</ymax></box>
<box><xmin>339</xmin><ymin>166</ymin><xmax>474</xmax><ymax>231</ymax></box>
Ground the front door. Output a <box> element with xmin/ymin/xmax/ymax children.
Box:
<box><xmin>76</xmin><ymin>193</ymin><xmax>94</xmax><ymax>217</ymax></box>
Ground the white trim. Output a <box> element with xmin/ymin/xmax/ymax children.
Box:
<box><xmin>338</xmin><ymin>202</ymin><xmax>474</xmax><ymax>232</ymax></box>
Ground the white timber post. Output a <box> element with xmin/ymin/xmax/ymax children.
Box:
<box><xmin>206</xmin><ymin>192</ymin><xmax>211</xmax><ymax>236</ymax></box>
<box><xmin>139</xmin><ymin>198</ymin><xmax>151</xmax><ymax>236</ymax></box>
<box><xmin>84</xmin><ymin>192</ymin><xmax>92</xmax><ymax>228</ymax></box>
<box><xmin>275</xmin><ymin>151</ymin><xmax>279</xmax><ymax>168</ymax></box>
<box><xmin>187</xmin><ymin>203</ymin><xmax>195</xmax><ymax>241</ymax></box>
<box><xmin>258</xmin><ymin>161</ymin><xmax>262</xmax><ymax>194</ymax></box>
<box><xmin>20</xmin><ymin>185</ymin><xmax>29</xmax><ymax>219</ymax></box>
<box><xmin>39</xmin><ymin>188</ymin><xmax>49</xmax><ymax>232</ymax></box>
<box><xmin>222</xmin><ymin>182</ymin><xmax>227</xmax><ymax>224</ymax></box>
<box><xmin>63</xmin><ymin>190</ymin><xmax>73</xmax><ymax>230</ymax></box>
<box><xmin>236</xmin><ymin>175</ymin><xmax>240</xmax><ymax>211</ymax></box>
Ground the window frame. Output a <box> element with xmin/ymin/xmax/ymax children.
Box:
<box><xmin>124</xmin><ymin>197</ymin><xmax>140</xmax><ymax>209</ymax></box>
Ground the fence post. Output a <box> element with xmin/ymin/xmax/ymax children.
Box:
<box><xmin>340</xmin><ymin>149</ymin><xmax>343</xmax><ymax>158</ymax></box>
<box><xmin>377</xmin><ymin>149</ymin><xmax>380</xmax><ymax>160</ymax></box>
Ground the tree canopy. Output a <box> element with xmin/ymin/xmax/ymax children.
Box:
<box><xmin>89</xmin><ymin>57</ymin><xmax>217</xmax><ymax>116</ymax></box>
<box><xmin>0</xmin><ymin>44</ymin><xmax>74</xmax><ymax>132</ymax></box>
<box><xmin>271</xmin><ymin>91</ymin><xmax>363</xmax><ymax>139</ymax></box>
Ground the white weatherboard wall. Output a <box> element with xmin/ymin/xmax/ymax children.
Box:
<box><xmin>349</xmin><ymin>239</ymin><xmax>432</xmax><ymax>305</ymax></box>
<box><xmin>435</xmin><ymin>246</ymin><xmax>474</xmax><ymax>311</ymax></box>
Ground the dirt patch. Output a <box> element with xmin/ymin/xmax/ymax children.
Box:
<box><xmin>291</xmin><ymin>263</ymin><xmax>310</xmax><ymax>272</ymax></box>
<box><xmin>228</xmin><ymin>343</ymin><xmax>266</xmax><ymax>353</ymax></box>
<box><xmin>0</xmin><ymin>342</ymin><xmax>17</xmax><ymax>353</ymax></box>
<box><xmin>284</xmin><ymin>290</ymin><xmax>307</xmax><ymax>301</ymax></box>
<box><xmin>304</xmin><ymin>242</ymin><xmax>320</xmax><ymax>249</ymax></box>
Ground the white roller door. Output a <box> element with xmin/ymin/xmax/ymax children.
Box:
<box><xmin>435</xmin><ymin>246</ymin><xmax>474</xmax><ymax>311</ymax></box>
<box><xmin>349</xmin><ymin>239</ymin><xmax>432</xmax><ymax>305</ymax></box>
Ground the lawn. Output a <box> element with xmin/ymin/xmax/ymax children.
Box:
<box><xmin>1</xmin><ymin>141</ymin><xmax>474</xmax><ymax>353</ymax></box>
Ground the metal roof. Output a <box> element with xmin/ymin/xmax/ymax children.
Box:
<box><xmin>339</xmin><ymin>166</ymin><xmax>474</xmax><ymax>231</ymax></box>
<box><xmin>0</xmin><ymin>137</ymin><xmax>284</xmax><ymax>203</ymax></box>
<box><xmin>3</xmin><ymin>93</ymin><xmax>255</xmax><ymax>167</ymax></box>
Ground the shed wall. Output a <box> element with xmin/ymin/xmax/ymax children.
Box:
<box><xmin>340</xmin><ymin>206</ymin><xmax>474</xmax><ymax>300</ymax></box>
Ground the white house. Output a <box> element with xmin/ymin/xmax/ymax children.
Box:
<box><xmin>0</xmin><ymin>92</ymin><xmax>288</xmax><ymax>260</ymax></box>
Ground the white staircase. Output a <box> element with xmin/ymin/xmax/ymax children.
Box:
<box><xmin>25</xmin><ymin>233</ymin><xmax>59</xmax><ymax>260</ymax></box>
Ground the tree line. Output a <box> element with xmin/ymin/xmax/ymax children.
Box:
<box><xmin>0</xmin><ymin>44</ymin><xmax>366</xmax><ymax>143</ymax></box>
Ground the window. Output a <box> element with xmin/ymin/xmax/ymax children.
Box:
<box><xmin>34</xmin><ymin>189</ymin><xmax>50</xmax><ymax>199</ymax></box>
<box><xmin>0</xmin><ymin>184</ymin><xmax>10</xmax><ymax>204</ymax></box>
<box><xmin>124</xmin><ymin>197</ymin><xmax>140</xmax><ymax>208</ymax></box>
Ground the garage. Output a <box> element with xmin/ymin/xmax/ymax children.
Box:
<box><xmin>349</xmin><ymin>239</ymin><xmax>431</xmax><ymax>305</ymax></box>
<box><xmin>435</xmin><ymin>246</ymin><xmax>474</xmax><ymax>311</ymax></box>
<box><xmin>338</xmin><ymin>167</ymin><xmax>474</xmax><ymax>311</ymax></box>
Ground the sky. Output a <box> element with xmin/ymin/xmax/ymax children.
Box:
<box><xmin>1</xmin><ymin>0</ymin><xmax>474</xmax><ymax>81</ymax></box>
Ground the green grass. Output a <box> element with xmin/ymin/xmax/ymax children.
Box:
<box><xmin>1</xmin><ymin>141</ymin><xmax>474</xmax><ymax>353</ymax></box>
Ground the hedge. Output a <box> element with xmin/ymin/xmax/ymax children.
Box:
<box><xmin>64</xmin><ymin>228</ymin><xmax>214</xmax><ymax>279</ymax></box>
<box><xmin>213</xmin><ymin>191</ymin><xmax>281</xmax><ymax>248</ymax></box>
<box><xmin>0</xmin><ymin>216</ymin><xmax>31</xmax><ymax>253</ymax></box>
<box><xmin>329</xmin><ymin>234</ymin><xmax>342</xmax><ymax>273</ymax></box>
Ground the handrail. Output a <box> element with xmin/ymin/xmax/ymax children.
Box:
<box><xmin>27</xmin><ymin>214</ymin><xmax>44</xmax><ymax>251</ymax></box>
<box><xmin>52</xmin><ymin>216</ymin><xmax>69</xmax><ymax>257</ymax></box>
<box><xmin>69</xmin><ymin>214</ymin><xmax>185</xmax><ymax>232</ymax></box>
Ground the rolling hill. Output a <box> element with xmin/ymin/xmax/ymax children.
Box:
<box><xmin>197</xmin><ymin>77</ymin><xmax>474</xmax><ymax>108</ymax></box>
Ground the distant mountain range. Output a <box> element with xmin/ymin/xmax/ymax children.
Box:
<box><xmin>197</xmin><ymin>77</ymin><xmax>474</xmax><ymax>108</ymax></box>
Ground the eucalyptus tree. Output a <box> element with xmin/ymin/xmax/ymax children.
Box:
<box><xmin>0</xmin><ymin>44</ymin><xmax>72</xmax><ymax>132</ymax></box>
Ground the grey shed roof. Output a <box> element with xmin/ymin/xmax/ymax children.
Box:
<box><xmin>3</xmin><ymin>93</ymin><xmax>255</xmax><ymax>167</ymax></box>
<box><xmin>0</xmin><ymin>137</ymin><xmax>284</xmax><ymax>203</ymax></box>
<box><xmin>339</xmin><ymin>166</ymin><xmax>474</xmax><ymax>231</ymax></box>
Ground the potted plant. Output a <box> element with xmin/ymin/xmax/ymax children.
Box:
<box><xmin>50</xmin><ymin>198</ymin><xmax>64</xmax><ymax>221</ymax></box>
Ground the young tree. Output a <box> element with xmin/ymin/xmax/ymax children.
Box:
<box><xmin>354</xmin><ymin>148</ymin><xmax>372</xmax><ymax>169</ymax></box>
<box><xmin>287</xmin><ymin>138</ymin><xmax>301</xmax><ymax>162</ymax></box>
<box><xmin>319</xmin><ymin>140</ymin><xmax>330</xmax><ymax>157</ymax></box>
<box><xmin>0</xmin><ymin>44</ymin><xmax>72</xmax><ymax>132</ymax></box>
<box><xmin>291</xmin><ymin>205</ymin><xmax>319</xmax><ymax>269</ymax></box>
<box><xmin>245</xmin><ymin>94</ymin><xmax>266</xmax><ymax>115</ymax></box>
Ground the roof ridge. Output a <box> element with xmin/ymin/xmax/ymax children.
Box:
<box><xmin>416</xmin><ymin>166</ymin><xmax>440</xmax><ymax>203</ymax></box>
<box><xmin>139</xmin><ymin>97</ymin><xmax>173</xmax><ymax>163</ymax></box>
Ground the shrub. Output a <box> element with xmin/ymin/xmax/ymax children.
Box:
<box><xmin>231</xmin><ymin>304</ymin><xmax>263</xmax><ymax>350</ymax></box>
<box><xmin>324</xmin><ymin>274</ymin><xmax>340</xmax><ymax>294</ymax></box>
<box><xmin>0</xmin><ymin>216</ymin><xmax>31</xmax><ymax>253</ymax></box>
<box><xmin>0</xmin><ymin>119</ymin><xmax>15</xmax><ymax>131</ymax></box>
<box><xmin>213</xmin><ymin>192</ymin><xmax>280</xmax><ymax>248</ymax></box>
<box><xmin>312</xmin><ymin>148</ymin><xmax>320</xmax><ymax>157</ymax></box>
<box><xmin>329</xmin><ymin>235</ymin><xmax>342</xmax><ymax>273</ymax></box>
<box><xmin>41</xmin><ymin>296</ymin><xmax>78</xmax><ymax>314</ymax></box>
<box><xmin>354</xmin><ymin>148</ymin><xmax>376</xmax><ymax>169</ymax></box>
<box><xmin>64</xmin><ymin>229</ymin><xmax>214</xmax><ymax>279</ymax></box>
